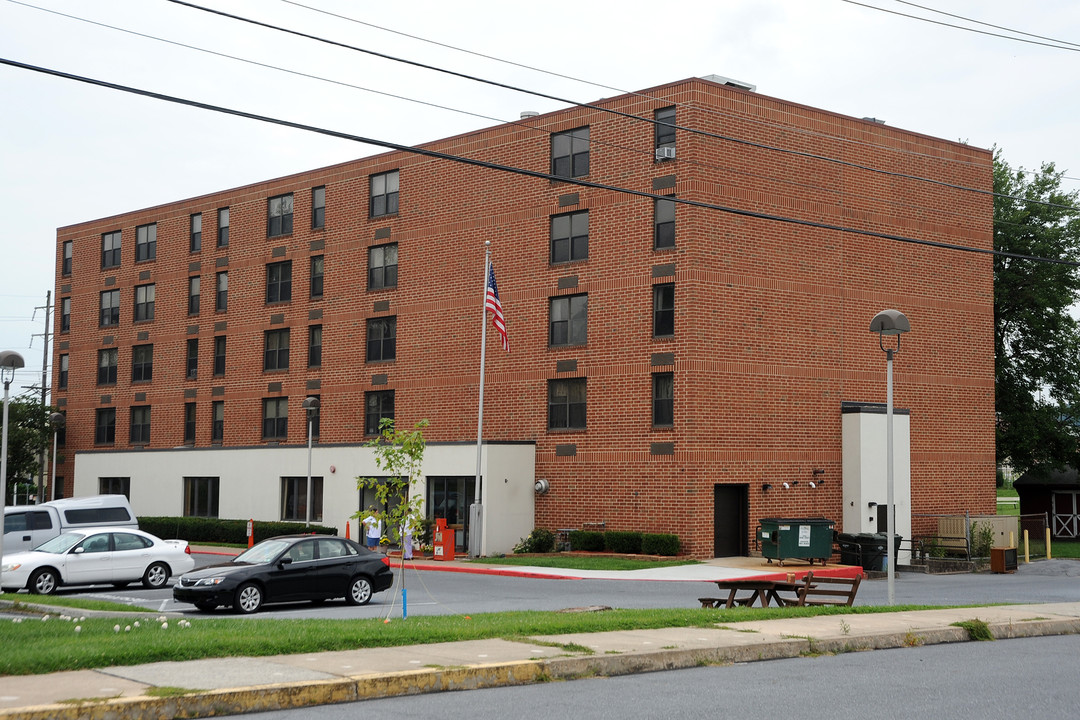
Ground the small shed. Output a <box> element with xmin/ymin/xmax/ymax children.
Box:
<box><xmin>1014</xmin><ymin>466</ymin><xmax>1080</xmax><ymax>539</ymax></box>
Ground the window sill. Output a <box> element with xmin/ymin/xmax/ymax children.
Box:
<box><xmin>263</xmin><ymin>368</ymin><xmax>290</xmax><ymax>374</ymax></box>
<box><xmin>265</xmin><ymin>300</ymin><xmax>292</xmax><ymax>307</ymax></box>
<box><xmin>546</xmin><ymin>427</ymin><xmax>587</xmax><ymax>434</ymax></box>
<box><xmin>368</xmin><ymin>212</ymin><xmax>399</xmax><ymax>221</ymax></box>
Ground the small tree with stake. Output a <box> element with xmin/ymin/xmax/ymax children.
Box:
<box><xmin>355</xmin><ymin>418</ymin><xmax>428</xmax><ymax>616</ymax></box>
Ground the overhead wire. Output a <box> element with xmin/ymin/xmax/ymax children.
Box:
<box><xmin>892</xmin><ymin>0</ymin><xmax>1080</xmax><ymax>48</ymax></box>
<box><xmin>1</xmin><ymin>56</ymin><xmax>1074</xmax><ymax>269</ymax></box>
<box><xmin>2</xmin><ymin>0</ymin><xmax>1000</xmax><ymax>232</ymax></box>
<box><xmin>165</xmin><ymin>0</ymin><xmax>1078</xmax><ymax>213</ymax></box>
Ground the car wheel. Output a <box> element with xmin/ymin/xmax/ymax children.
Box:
<box><xmin>234</xmin><ymin>582</ymin><xmax>263</xmax><ymax>614</ymax></box>
<box><xmin>194</xmin><ymin>601</ymin><xmax>218</xmax><ymax>612</ymax></box>
<box><xmin>29</xmin><ymin>568</ymin><xmax>59</xmax><ymax>595</ymax></box>
<box><xmin>345</xmin><ymin>576</ymin><xmax>373</xmax><ymax>606</ymax></box>
<box><xmin>142</xmin><ymin>562</ymin><xmax>170</xmax><ymax>589</ymax></box>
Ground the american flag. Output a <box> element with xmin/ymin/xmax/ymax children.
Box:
<box><xmin>486</xmin><ymin>263</ymin><xmax>509</xmax><ymax>352</ymax></box>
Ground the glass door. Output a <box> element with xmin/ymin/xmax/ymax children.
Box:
<box><xmin>427</xmin><ymin>476</ymin><xmax>475</xmax><ymax>552</ymax></box>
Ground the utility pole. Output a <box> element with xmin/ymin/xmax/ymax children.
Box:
<box><xmin>31</xmin><ymin>291</ymin><xmax>51</xmax><ymax>503</ymax></box>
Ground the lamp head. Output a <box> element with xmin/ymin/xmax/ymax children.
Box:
<box><xmin>870</xmin><ymin>309</ymin><xmax>910</xmax><ymax>336</ymax></box>
<box><xmin>49</xmin><ymin>412</ymin><xmax>66</xmax><ymax>428</ymax></box>
<box><xmin>0</xmin><ymin>350</ymin><xmax>24</xmax><ymax>385</ymax></box>
<box><xmin>302</xmin><ymin>396</ymin><xmax>321</xmax><ymax>412</ymax></box>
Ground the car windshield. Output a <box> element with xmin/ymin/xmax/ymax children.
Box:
<box><xmin>233</xmin><ymin>539</ymin><xmax>292</xmax><ymax>565</ymax></box>
<box><xmin>34</xmin><ymin>532</ymin><xmax>87</xmax><ymax>554</ymax></box>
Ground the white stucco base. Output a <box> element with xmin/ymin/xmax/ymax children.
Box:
<box><xmin>73</xmin><ymin>442</ymin><xmax>535</xmax><ymax>557</ymax></box>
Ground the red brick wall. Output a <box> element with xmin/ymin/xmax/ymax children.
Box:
<box><xmin>54</xmin><ymin>78</ymin><xmax>995</xmax><ymax>556</ymax></box>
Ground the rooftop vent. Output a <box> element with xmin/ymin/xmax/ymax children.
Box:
<box><xmin>701</xmin><ymin>74</ymin><xmax>756</xmax><ymax>92</ymax></box>
<box><xmin>520</xmin><ymin>110</ymin><xmax>539</xmax><ymax>119</ymax></box>
<box><xmin>862</xmin><ymin>117</ymin><xmax>887</xmax><ymax>125</ymax></box>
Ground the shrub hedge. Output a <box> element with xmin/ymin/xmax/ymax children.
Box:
<box><xmin>139</xmin><ymin>516</ymin><xmax>338</xmax><ymax>545</ymax></box>
<box><xmin>567</xmin><ymin>530</ymin><xmax>605</xmax><ymax>552</ymax></box>
<box><xmin>641</xmin><ymin>533</ymin><xmax>681</xmax><ymax>556</ymax></box>
<box><xmin>603</xmin><ymin>530</ymin><xmax>642</xmax><ymax>554</ymax></box>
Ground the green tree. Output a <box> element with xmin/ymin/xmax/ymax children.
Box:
<box><xmin>2</xmin><ymin>395</ymin><xmax>54</xmax><ymax>503</ymax></box>
<box><xmin>354</xmin><ymin>418</ymin><xmax>428</xmax><ymax>555</ymax></box>
<box><xmin>994</xmin><ymin>150</ymin><xmax>1080</xmax><ymax>474</ymax></box>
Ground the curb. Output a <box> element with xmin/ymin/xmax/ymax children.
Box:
<box><xmin>3</xmin><ymin>615</ymin><xmax>1077</xmax><ymax>720</ymax></box>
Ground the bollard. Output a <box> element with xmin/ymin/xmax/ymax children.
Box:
<box><xmin>1024</xmin><ymin>529</ymin><xmax>1030</xmax><ymax>563</ymax></box>
<box><xmin>247</xmin><ymin>518</ymin><xmax>254</xmax><ymax>549</ymax></box>
<box><xmin>1045</xmin><ymin>527</ymin><xmax>1052</xmax><ymax>560</ymax></box>
<box><xmin>345</xmin><ymin>520</ymin><xmax>351</xmax><ymax>540</ymax></box>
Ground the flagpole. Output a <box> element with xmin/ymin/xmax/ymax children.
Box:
<box><xmin>474</xmin><ymin>242</ymin><xmax>491</xmax><ymax>556</ymax></box>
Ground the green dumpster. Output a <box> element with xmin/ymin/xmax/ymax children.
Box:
<box><xmin>758</xmin><ymin>517</ymin><xmax>835</xmax><ymax>566</ymax></box>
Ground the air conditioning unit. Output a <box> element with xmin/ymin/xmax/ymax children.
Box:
<box><xmin>655</xmin><ymin>146</ymin><xmax>676</xmax><ymax>161</ymax></box>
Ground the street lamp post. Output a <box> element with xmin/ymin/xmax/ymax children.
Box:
<box><xmin>0</xmin><ymin>350</ymin><xmax>26</xmax><ymax>568</ymax></box>
<box><xmin>302</xmin><ymin>396</ymin><xmax>320</xmax><ymax>526</ymax></box>
<box><xmin>49</xmin><ymin>412</ymin><xmax>65</xmax><ymax>502</ymax></box>
<box><xmin>870</xmin><ymin>309</ymin><xmax>910</xmax><ymax>606</ymax></box>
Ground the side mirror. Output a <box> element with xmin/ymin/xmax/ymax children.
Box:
<box><xmin>278</xmin><ymin>557</ymin><xmax>293</xmax><ymax>567</ymax></box>
<box><xmin>73</xmin><ymin>547</ymin><xmax>84</xmax><ymax>554</ymax></box>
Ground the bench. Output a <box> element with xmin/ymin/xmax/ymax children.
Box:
<box><xmin>782</xmin><ymin>571</ymin><xmax>862</xmax><ymax>607</ymax></box>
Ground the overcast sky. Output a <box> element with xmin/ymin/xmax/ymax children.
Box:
<box><xmin>1</xmin><ymin>0</ymin><xmax>1078</xmax><ymax>393</ymax></box>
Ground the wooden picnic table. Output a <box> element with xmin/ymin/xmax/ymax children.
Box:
<box><xmin>700</xmin><ymin>579</ymin><xmax>803</xmax><ymax>609</ymax></box>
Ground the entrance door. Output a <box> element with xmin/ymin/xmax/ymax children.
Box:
<box><xmin>428</xmin><ymin>476</ymin><xmax>475</xmax><ymax>552</ymax></box>
<box><xmin>1052</xmin><ymin>492</ymin><xmax>1079</xmax><ymax>539</ymax></box>
<box><xmin>713</xmin><ymin>484</ymin><xmax>748</xmax><ymax>557</ymax></box>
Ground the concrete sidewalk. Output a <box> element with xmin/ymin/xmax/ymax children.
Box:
<box><xmin>1</xmin><ymin>601</ymin><xmax>1078</xmax><ymax>720</ymax></box>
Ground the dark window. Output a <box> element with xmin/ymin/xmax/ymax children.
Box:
<box><xmin>134</xmin><ymin>283</ymin><xmax>155</xmax><ymax>322</ymax></box>
<box><xmin>548</xmin><ymin>378</ymin><xmax>586</xmax><ymax>430</ymax></box>
<box><xmin>95</xmin><ymin>407</ymin><xmax>116</xmax><ymax>445</ymax></box>
<box><xmin>308</xmin><ymin>325</ymin><xmax>322</xmax><ymax>367</ymax></box>
<box><xmin>310</xmin><ymin>255</ymin><xmax>324</xmax><ymax>298</ymax></box>
<box><xmin>130</xmin><ymin>405</ymin><xmax>151</xmax><ymax>444</ymax></box>
<box><xmin>184</xmin><ymin>402</ymin><xmax>196</xmax><ymax>443</ymax></box>
<box><xmin>266</xmin><ymin>261</ymin><xmax>292</xmax><ymax>303</ymax></box>
<box><xmin>217</xmin><ymin>207</ymin><xmax>229</xmax><ymax>247</ymax></box>
<box><xmin>364</xmin><ymin>390</ymin><xmax>394</xmax><ymax>435</ymax></box>
<box><xmin>281</xmin><ymin>476</ymin><xmax>323</xmax><ymax>522</ymax></box>
<box><xmin>370</xmin><ymin>171</ymin><xmax>399</xmax><ymax>217</ymax></box>
<box><xmin>653</xmin><ymin>372</ymin><xmax>674</xmax><ymax>427</ymax></box>
<box><xmin>549</xmin><ymin>294</ymin><xmax>588</xmax><ymax>347</ymax></box>
<box><xmin>60</xmin><ymin>297</ymin><xmax>70</xmax><ymax>332</ymax></box>
<box><xmin>551</xmin><ymin>127</ymin><xmax>589</xmax><ymax>178</ymax></box>
<box><xmin>188</xmin><ymin>276</ymin><xmax>200</xmax><ymax>315</ymax></box>
<box><xmin>186</xmin><ymin>338</ymin><xmax>198</xmax><ymax>379</ymax></box>
<box><xmin>312</xmin><ymin>186</ymin><xmax>325</xmax><ymax>229</ymax></box>
<box><xmin>366</xmin><ymin>317</ymin><xmax>396</xmax><ymax>362</ymax></box>
<box><xmin>211</xmin><ymin>400</ymin><xmax>224</xmax><ymax>442</ymax></box>
<box><xmin>183</xmin><ymin>476</ymin><xmax>219</xmax><ymax>517</ymax></box>
<box><xmin>653</xmin><ymin>283</ymin><xmax>674</xmax><ymax>337</ymax></box>
<box><xmin>264</xmin><ymin>329</ymin><xmax>290</xmax><ymax>371</ymax></box>
<box><xmin>190</xmin><ymin>213</ymin><xmax>202</xmax><ymax>252</ymax></box>
<box><xmin>550</xmin><ymin>211</ymin><xmax>588</xmax><ymax>263</ymax></box>
<box><xmin>100</xmin><ymin>289</ymin><xmax>120</xmax><ymax>327</ymax></box>
<box><xmin>216</xmin><ymin>271</ymin><xmax>228</xmax><ymax>311</ymax></box>
<box><xmin>97</xmin><ymin>348</ymin><xmax>117</xmax><ymax>385</ymax></box>
<box><xmin>135</xmin><ymin>223</ymin><xmax>156</xmax><ymax>262</ymax></box>
<box><xmin>654</xmin><ymin>197</ymin><xmax>675</xmax><ymax>249</ymax></box>
<box><xmin>655</xmin><ymin>106</ymin><xmax>676</xmax><ymax>154</ymax></box>
<box><xmin>368</xmin><ymin>243</ymin><xmax>398</xmax><ymax>290</ymax></box>
<box><xmin>132</xmin><ymin>344</ymin><xmax>153</xmax><ymax>382</ymax></box>
<box><xmin>267</xmin><ymin>193</ymin><xmax>294</xmax><ymax>237</ymax></box>
<box><xmin>58</xmin><ymin>354</ymin><xmax>69</xmax><ymax>390</ymax></box>
<box><xmin>98</xmin><ymin>477</ymin><xmax>130</xmax><ymax>497</ymax></box>
<box><xmin>101</xmin><ymin>231</ymin><xmax>121</xmax><ymax>269</ymax></box>
<box><xmin>62</xmin><ymin>240</ymin><xmax>72</xmax><ymax>276</ymax></box>
<box><xmin>263</xmin><ymin>397</ymin><xmax>288</xmax><ymax>440</ymax></box>
<box><xmin>213</xmin><ymin>336</ymin><xmax>226</xmax><ymax>376</ymax></box>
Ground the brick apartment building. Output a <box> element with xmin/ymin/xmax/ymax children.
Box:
<box><xmin>51</xmin><ymin>76</ymin><xmax>996</xmax><ymax>558</ymax></box>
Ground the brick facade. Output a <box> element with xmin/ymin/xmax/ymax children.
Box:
<box><xmin>53</xmin><ymin>77</ymin><xmax>995</xmax><ymax>557</ymax></box>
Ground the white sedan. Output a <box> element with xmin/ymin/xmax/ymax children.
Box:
<box><xmin>0</xmin><ymin>527</ymin><xmax>194</xmax><ymax>595</ymax></box>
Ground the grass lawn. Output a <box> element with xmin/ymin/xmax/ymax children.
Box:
<box><xmin>467</xmin><ymin>555</ymin><xmax>700</xmax><ymax>571</ymax></box>
<box><xmin>0</xmin><ymin>601</ymin><xmax>951</xmax><ymax>677</ymax></box>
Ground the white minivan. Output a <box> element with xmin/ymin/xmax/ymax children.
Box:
<box><xmin>3</xmin><ymin>495</ymin><xmax>137</xmax><ymax>555</ymax></box>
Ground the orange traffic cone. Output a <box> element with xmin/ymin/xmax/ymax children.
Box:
<box><xmin>345</xmin><ymin>520</ymin><xmax>351</xmax><ymax>540</ymax></box>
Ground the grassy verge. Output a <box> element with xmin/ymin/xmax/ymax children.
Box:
<box><xmin>1</xmin><ymin>594</ymin><xmax>148</xmax><ymax>614</ymax></box>
<box><xmin>0</xmin><ymin>604</ymin><xmax>944</xmax><ymax>676</ymax></box>
<box><xmin>467</xmin><ymin>556</ymin><xmax>699</xmax><ymax>571</ymax></box>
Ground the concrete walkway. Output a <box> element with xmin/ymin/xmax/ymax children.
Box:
<box><xmin>1</xmin><ymin>554</ymin><xmax>1078</xmax><ymax>720</ymax></box>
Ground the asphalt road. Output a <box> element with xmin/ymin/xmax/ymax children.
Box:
<box><xmin>223</xmin><ymin>633</ymin><xmax>1080</xmax><ymax>720</ymax></box>
<box><xmin>46</xmin><ymin>556</ymin><xmax>1080</xmax><ymax>618</ymax></box>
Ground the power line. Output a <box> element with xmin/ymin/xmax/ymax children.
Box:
<box><xmin>167</xmin><ymin>0</ymin><xmax>1076</xmax><ymax>213</ymax></box>
<box><xmin>0</xmin><ymin>0</ymin><xmax>1008</xmax><ymax>231</ymax></box>
<box><xmin>893</xmin><ymin>0</ymin><xmax>1080</xmax><ymax>48</ymax></box>
<box><xmin>841</xmin><ymin>0</ymin><xmax>1080</xmax><ymax>51</ymax></box>
<box><xmin>1</xmin><ymin>55</ymin><xmax>1073</xmax><ymax>269</ymax></box>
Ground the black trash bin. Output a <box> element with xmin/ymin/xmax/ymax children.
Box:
<box><xmin>837</xmin><ymin>532</ymin><xmax>902</xmax><ymax>571</ymax></box>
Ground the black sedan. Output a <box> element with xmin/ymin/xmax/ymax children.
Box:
<box><xmin>173</xmin><ymin>534</ymin><xmax>394</xmax><ymax>614</ymax></box>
